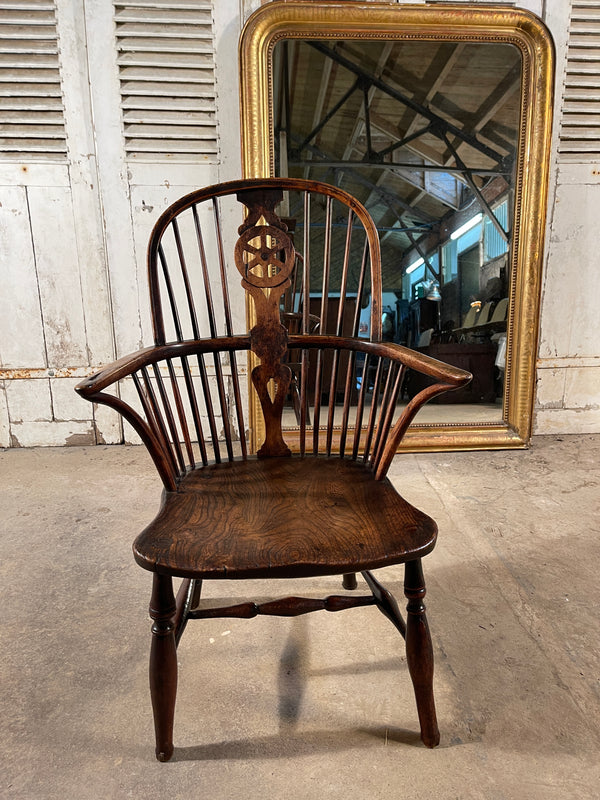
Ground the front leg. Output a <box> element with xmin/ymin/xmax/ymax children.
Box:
<box><xmin>404</xmin><ymin>559</ymin><xmax>440</xmax><ymax>748</ymax></box>
<box><xmin>149</xmin><ymin>574</ymin><xmax>178</xmax><ymax>761</ymax></box>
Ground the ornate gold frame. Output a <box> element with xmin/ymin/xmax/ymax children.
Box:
<box><xmin>239</xmin><ymin>1</ymin><xmax>554</xmax><ymax>452</ymax></box>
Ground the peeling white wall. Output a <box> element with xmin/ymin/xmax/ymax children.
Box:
<box><xmin>533</xmin><ymin>0</ymin><xmax>600</xmax><ymax>434</ymax></box>
<box><xmin>535</xmin><ymin>163</ymin><xmax>600</xmax><ymax>433</ymax></box>
<box><xmin>0</xmin><ymin>0</ymin><xmax>243</xmax><ymax>448</ymax></box>
<box><xmin>0</xmin><ymin>0</ymin><xmax>598</xmax><ymax>448</ymax></box>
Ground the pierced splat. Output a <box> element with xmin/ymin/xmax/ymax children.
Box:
<box><xmin>235</xmin><ymin>188</ymin><xmax>296</xmax><ymax>457</ymax></box>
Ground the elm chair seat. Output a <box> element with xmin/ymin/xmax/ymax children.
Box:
<box><xmin>133</xmin><ymin>456</ymin><xmax>437</xmax><ymax>579</ymax></box>
<box><xmin>76</xmin><ymin>178</ymin><xmax>471</xmax><ymax>761</ymax></box>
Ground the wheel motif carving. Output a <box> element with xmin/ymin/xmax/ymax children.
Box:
<box><xmin>234</xmin><ymin>225</ymin><xmax>294</xmax><ymax>288</ymax></box>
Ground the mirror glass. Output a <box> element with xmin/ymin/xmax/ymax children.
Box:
<box><xmin>273</xmin><ymin>37</ymin><xmax>520</xmax><ymax>428</ymax></box>
<box><xmin>239</xmin><ymin>2</ymin><xmax>554</xmax><ymax>452</ymax></box>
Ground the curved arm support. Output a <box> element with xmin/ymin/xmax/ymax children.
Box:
<box><xmin>287</xmin><ymin>334</ymin><xmax>471</xmax><ymax>477</ymax></box>
<box><xmin>74</xmin><ymin>336</ymin><xmax>251</xmax><ymax>490</ymax></box>
<box><xmin>374</xmin><ymin>381</ymin><xmax>461</xmax><ymax>480</ymax></box>
<box><xmin>90</xmin><ymin>391</ymin><xmax>178</xmax><ymax>491</ymax></box>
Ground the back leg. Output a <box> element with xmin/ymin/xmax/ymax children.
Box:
<box><xmin>342</xmin><ymin>573</ymin><xmax>357</xmax><ymax>590</ymax></box>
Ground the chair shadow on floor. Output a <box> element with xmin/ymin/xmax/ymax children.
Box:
<box><xmin>149</xmin><ymin>540</ymin><xmax>600</xmax><ymax>764</ymax></box>
<box><xmin>174</xmin><ymin>728</ymin><xmax>423</xmax><ymax>763</ymax></box>
<box><xmin>172</xmin><ymin>611</ymin><xmax>431</xmax><ymax>762</ymax></box>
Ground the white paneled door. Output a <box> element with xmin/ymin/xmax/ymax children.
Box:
<box><xmin>0</xmin><ymin>0</ymin><xmax>241</xmax><ymax>447</ymax></box>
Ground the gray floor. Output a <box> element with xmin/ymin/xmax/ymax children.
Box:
<box><xmin>1</xmin><ymin>435</ymin><xmax>599</xmax><ymax>799</ymax></box>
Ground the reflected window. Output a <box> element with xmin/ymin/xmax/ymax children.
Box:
<box><xmin>484</xmin><ymin>199</ymin><xmax>509</xmax><ymax>261</ymax></box>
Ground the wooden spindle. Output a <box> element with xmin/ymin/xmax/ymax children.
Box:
<box><xmin>194</xmin><ymin>352</ymin><xmax>221</xmax><ymax>463</ymax></box>
<box><xmin>326</xmin><ymin>348</ymin><xmax>340</xmax><ymax>456</ymax></box>
<box><xmin>312</xmin><ymin>349</ymin><xmax>324</xmax><ymax>455</ymax></box>
<box><xmin>370</xmin><ymin>359</ymin><xmax>396</xmax><ymax>468</ymax></box>
<box><xmin>228</xmin><ymin>350</ymin><xmax>248</xmax><ymax>458</ymax></box>
<box><xmin>335</xmin><ymin>208</ymin><xmax>353</xmax><ymax>336</ymax></box>
<box><xmin>299</xmin><ymin>346</ymin><xmax>308</xmax><ymax>457</ymax></box>
<box><xmin>152</xmin><ymin>363</ymin><xmax>186</xmax><ymax>476</ymax></box>
<box><xmin>212</xmin><ymin>351</ymin><xmax>234</xmax><ymax>461</ymax></box>
<box><xmin>372</xmin><ymin>363</ymin><xmax>404</xmax><ymax>471</ymax></box>
<box><xmin>338</xmin><ymin>349</ymin><xmax>356</xmax><ymax>458</ymax></box>
<box><xmin>302</xmin><ymin>193</ymin><xmax>311</xmax><ymax>334</ymax></box>
<box><xmin>192</xmin><ymin>203</ymin><xmax>218</xmax><ymax>338</ymax></box>
<box><xmin>178</xmin><ymin>355</ymin><xmax>208</xmax><ymax>466</ymax></box>
<box><xmin>362</xmin><ymin>357</ymin><xmax>383</xmax><ymax>463</ymax></box>
<box><xmin>213</xmin><ymin>197</ymin><xmax>235</xmax><ymax>337</ymax></box>
<box><xmin>166</xmin><ymin>358</ymin><xmax>195</xmax><ymax>469</ymax></box>
<box><xmin>353</xmin><ymin>238</ymin><xmax>369</xmax><ymax>337</ymax></box>
<box><xmin>172</xmin><ymin>217</ymin><xmax>200</xmax><ymax>340</ymax></box>
<box><xmin>320</xmin><ymin>195</ymin><xmax>333</xmax><ymax>334</ymax></box>
<box><xmin>157</xmin><ymin>243</ymin><xmax>183</xmax><ymax>342</ymax></box>
<box><xmin>135</xmin><ymin>370</ymin><xmax>178</xmax><ymax>479</ymax></box>
<box><xmin>352</xmin><ymin>351</ymin><xmax>371</xmax><ymax>460</ymax></box>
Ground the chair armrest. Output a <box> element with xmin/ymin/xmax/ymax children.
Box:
<box><xmin>288</xmin><ymin>335</ymin><xmax>472</xmax><ymax>478</ymax></box>
<box><xmin>75</xmin><ymin>336</ymin><xmax>250</xmax><ymax>397</ymax></box>
<box><xmin>75</xmin><ymin>336</ymin><xmax>251</xmax><ymax>491</ymax></box>
<box><xmin>75</xmin><ymin>346</ymin><xmax>162</xmax><ymax>397</ymax></box>
<box><xmin>368</xmin><ymin>340</ymin><xmax>471</xmax><ymax>478</ymax></box>
<box><xmin>361</xmin><ymin>339</ymin><xmax>472</xmax><ymax>388</ymax></box>
<box><xmin>288</xmin><ymin>334</ymin><xmax>471</xmax><ymax>388</ymax></box>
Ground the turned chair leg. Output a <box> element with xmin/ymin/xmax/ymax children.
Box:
<box><xmin>149</xmin><ymin>573</ymin><xmax>178</xmax><ymax>762</ymax></box>
<box><xmin>404</xmin><ymin>559</ymin><xmax>440</xmax><ymax>748</ymax></box>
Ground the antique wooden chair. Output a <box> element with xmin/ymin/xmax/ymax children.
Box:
<box><xmin>76</xmin><ymin>178</ymin><xmax>470</xmax><ymax>761</ymax></box>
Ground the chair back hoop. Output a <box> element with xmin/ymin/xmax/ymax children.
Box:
<box><xmin>82</xmin><ymin>178</ymin><xmax>469</xmax><ymax>487</ymax></box>
<box><xmin>147</xmin><ymin>177</ymin><xmax>382</xmax><ymax>346</ymax></box>
<box><xmin>143</xmin><ymin>178</ymin><xmax>385</xmax><ymax>462</ymax></box>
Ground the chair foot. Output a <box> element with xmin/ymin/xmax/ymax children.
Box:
<box><xmin>149</xmin><ymin>574</ymin><xmax>178</xmax><ymax>762</ymax></box>
<box><xmin>155</xmin><ymin>745</ymin><xmax>174</xmax><ymax>762</ymax></box>
<box><xmin>404</xmin><ymin>559</ymin><xmax>440</xmax><ymax>748</ymax></box>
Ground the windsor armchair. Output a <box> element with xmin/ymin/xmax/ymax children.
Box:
<box><xmin>76</xmin><ymin>177</ymin><xmax>470</xmax><ymax>761</ymax></box>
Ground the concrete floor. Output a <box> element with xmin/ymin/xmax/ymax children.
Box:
<box><xmin>1</xmin><ymin>435</ymin><xmax>599</xmax><ymax>799</ymax></box>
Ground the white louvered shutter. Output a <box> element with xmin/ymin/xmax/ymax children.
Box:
<box><xmin>560</xmin><ymin>0</ymin><xmax>600</xmax><ymax>161</ymax></box>
<box><xmin>0</xmin><ymin>0</ymin><xmax>66</xmax><ymax>161</ymax></box>
<box><xmin>114</xmin><ymin>0</ymin><xmax>218</xmax><ymax>162</ymax></box>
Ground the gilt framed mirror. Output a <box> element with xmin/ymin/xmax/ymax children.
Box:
<box><xmin>239</xmin><ymin>1</ymin><xmax>554</xmax><ymax>452</ymax></box>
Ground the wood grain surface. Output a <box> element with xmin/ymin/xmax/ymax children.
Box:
<box><xmin>133</xmin><ymin>456</ymin><xmax>437</xmax><ymax>579</ymax></box>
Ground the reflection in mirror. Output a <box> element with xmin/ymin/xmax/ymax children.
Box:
<box><xmin>272</xmin><ymin>38</ymin><xmax>521</xmax><ymax>429</ymax></box>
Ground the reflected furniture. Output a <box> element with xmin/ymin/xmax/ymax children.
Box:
<box><xmin>76</xmin><ymin>178</ymin><xmax>470</xmax><ymax>760</ymax></box>
<box><xmin>410</xmin><ymin>342</ymin><xmax>497</xmax><ymax>404</ymax></box>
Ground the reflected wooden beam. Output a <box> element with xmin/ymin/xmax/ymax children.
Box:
<box><xmin>290</xmin><ymin>161</ymin><xmax>508</xmax><ymax>176</ymax></box>
<box><xmin>303</xmin><ymin>51</ymin><xmax>335</xmax><ymax>178</ymax></box>
<box><xmin>338</xmin><ymin>42</ymin><xmax>394</xmax><ymax>187</ymax></box>
<box><xmin>400</xmin><ymin>43</ymin><xmax>465</xmax><ymax>139</ymax></box>
<box><xmin>308</xmin><ymin>40</ymin><xmax>503</xmax><ymax>164</ymax></box>
<box><xmin>438</xmin><ymin>62</ymin><xmax>521</xmax><ymax>162</ymax></box>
